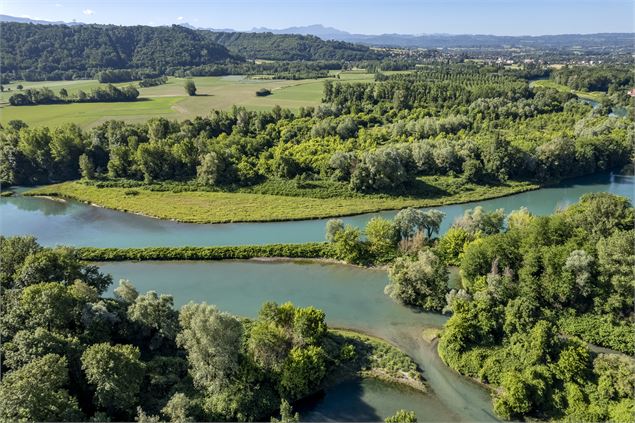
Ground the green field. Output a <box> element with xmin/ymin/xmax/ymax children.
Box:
<box><xmin>0</xmin><ymin>72</ymin><xmax>376</xmax><ymax>128</ymax></box>
<box><xmin>27</xmin><ymin>178</ymin><xmax>537</xmax><ymax>223</ymax></box>
<box><xmin>531</xmin><ymin>79</ymin><xmax>607</xmax><ymax>102</ymax></box>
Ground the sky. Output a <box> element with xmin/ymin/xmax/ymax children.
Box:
<box><xmin>2</xmin><ymin>0</ymin><xmax>633</xmax><ymax>35</ymax></box>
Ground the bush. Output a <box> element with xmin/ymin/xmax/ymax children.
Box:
<box><xmin>256</xmin><ymin>88</ymin><xmax>272</xmax><ymax>97</ymax></box>
<box><xmin>74</xmin><ymin>243</ymin><xmax>337</xmax><ymax>261</ymax></box>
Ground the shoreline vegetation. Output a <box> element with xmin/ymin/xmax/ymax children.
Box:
<box><xmin>25</xmin><ymin>178</ymin><xmax>538</xmax><ymax>223</ymax></box>
<box><xmin>76</xmin><ymin>244</ymin><xmax>338</xmax><ymax>262</ymax></box>
<box><xmin>325</xmin><ymin>329</ymin><xmax>427</xmax><ymax>393</ymax></box>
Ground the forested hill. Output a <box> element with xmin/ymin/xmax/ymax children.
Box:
<box><xmin>1</xmin><ymin>22</ymin><xmax>382</xmax><ymax>80</ymax></box>
<box><xmin>207</xmin><ymin>31</ymin><xmax>383</xmax><ymax>61</ymax></box>
<box><xmin>1</xmin><ymin>23</ymin><xmax>233</xmax><ymax>79</ymax></box>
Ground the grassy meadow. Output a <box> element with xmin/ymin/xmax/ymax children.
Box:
<box><xmin>530</xmin><ymin>79</ymin><xmax>607</xmax><ymax>102</ymax></box>
<box><xmin>26</xmin><ymin>177</ymin><xmax>538</xmax><ymax>223</ymax></box>
<box><xmin>0</xmin><ymin>72</ymin><xmax>376</xmax><ymax>128</ymax></box>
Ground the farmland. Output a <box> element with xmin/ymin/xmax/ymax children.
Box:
<box><xmin>0</xmin><ymin>72</ymin><xmax>376</xmax><ymax>128</ymax></box>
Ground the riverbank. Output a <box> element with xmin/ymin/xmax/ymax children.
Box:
<box><xmin>25</xmin><ymin>178</ymin><xmax>538</xmax><ymax>223</ymax></box>
<box><xmin>75</xmin><ymin>243</ymin><xmax>338</xmax><ymax>261</ymax></box>
<box><xmin>325</xmin><ymin>329</ymin><xmax>427</xmax><ymax>393</ymax></box>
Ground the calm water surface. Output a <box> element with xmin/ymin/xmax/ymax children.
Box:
<box><xmin>100</xmin><ymin>260</ymin><xmax>494</xmax><ymax>422</ymax></box>
<box><xmin>1</xmin><ymin>173</ymin><xmax>632</xmax><ymax>247</ymax></box>
<box><xmin>3</xmin><ymin>173</ymin><xmax>633</xmax><ymax>421</ymax></box>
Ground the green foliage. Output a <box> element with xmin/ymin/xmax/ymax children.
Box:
<box><xmin>385</xmin><ymin>249</ymin><xmax>448</xmax><ymax>311</ymax></box>
<box><xmin>0</xmin><ymin>354</ymin><xmax>83</xmax><ymax>422</ymax></box>
<box><xmin>365</xmin><ymin>217</ymin><xmax>398</xmax><ymax>260</ymax></box>
<box><xmin>176</xmin><ymin>303</ymin><xmax>243</xmax><ymax>389</ymax></box>
<box><xmin>439</xmin><ymin>194</ymin><xmax>635</xmax><ymax>421</ymax></box>
<box><xmin>559</xmin><ymin>315</ymin><xmax>635</xmax><ymax>355</ymax></box>
<box><xmin>184</xmin><ymin>80</ymin><xmax>197</xmax><ymax>96</ymax></box>
<box><xmin>75</xmin><ymin>243</ymin><xmax>336</xmax><ymax>261</ymax></box>
<box><xmin>81</xmin><ymin>343</ymin><xmax>145</xmax><ymax>416</ymax></box>
<box><xmin>385</xmin><ymin>409</ymin><xmax>417</xmax><ymax>422</ymax></box>
<box><xmin>279</xmin><ymin>345</ymin><xmax>327</xmax><ymax>400</ymax></box>
<box><xmin>434</xmin><ymin>227</ymin><xmax>471</xmax><ymax>266</ymax></box>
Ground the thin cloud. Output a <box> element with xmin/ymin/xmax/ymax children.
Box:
<box><xmin>176</xmin><ymin>16</ymin><xmax>184</xmax><ymax>21</ymax></box>
<box><xmin>55</xmin><ymin>3</ymin><xmax>62</xmax><ymax>7</ymax></box>
<box><xmin>83</xmin><ymin>9</ymin><xmax>95</xmax><ymax>16</ymax></box>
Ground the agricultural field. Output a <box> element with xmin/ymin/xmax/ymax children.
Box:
<box><xmin>530</xmin><ymin>78</ymin><xmax>607</xmax><ymax>102</ymax></box>
<box><xmin>0</xmin><ymin>72</ymin><xmax>377</xmax><ymax>128</ymax></box>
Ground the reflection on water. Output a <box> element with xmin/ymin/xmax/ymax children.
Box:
<box><xmin>2</xmin><ymin>173</ymin><xmax>633</xmax><ymax>247</ymax></box>
<box><xmin>297</xmin><ymin>378</ymin><xmax>461</xmax><ymax>422</ymax></box>
<box><xmin>99</xmin><ymin>260</ymin><xmax>493</xmax><ymax>422</ymax></box>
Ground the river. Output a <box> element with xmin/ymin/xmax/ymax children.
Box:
<box><xmin>1</xmin><ymin>173</ymin><xmax>632</xmax><ymax>247</ymax></box>
<box><xmin>99</xmin><ymin>260</ymin><xmax>490</xmax><ymax>422</ymax></box>
<box><xmin>2</xmin><ymin>172</ymin><xmax>633</xmax><ymax>421</ymax></box>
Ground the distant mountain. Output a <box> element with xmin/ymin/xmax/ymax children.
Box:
<box><xmin>250</xmin><ymin>24</ymin><xmax>351</xmax><ymax>39</ymax></box>
<box><xmin>0</xmin><ymin>14</ymin><xmax>85</xmax><ymax>26</ymax></box>
<box><xmin>244</xmin><ymin>24</ymin><xmax>634</xmax><ymax>50</ymax></box>
<box><xmin>1</xmin><ymin>15</ymin><xmax>632</xmax><ymax>50</ymax></box>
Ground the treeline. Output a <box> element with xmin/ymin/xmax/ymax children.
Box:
<box><xmin>74</xmin><ymin>243</ymin><xmax>336</xmax><ymax>262</ymax></box>
<box><xmin>8</xmin><ymin>84</ymin><xmax>139</xmax><ymax>106</ymax></box>
<box><xmin>208</xmin><ymin>31</ymin><xmax>383</xmax><ymax>62</ymax></box>
<box><xmin>551</xmin><ymin>65</ymin><xmax>634</xmax><ymax>93</ymax></box>
<box><xmin>0</xmin><ymin>23</ymin><xmax>383</xmax><ymax>81</ymax></box>
<box><xmin>0</xmin><ymin>236</ymin><xmax>421</xmax><ymax>422</ymax></box>
<box><xmin>1</xmin><ymin>73</ymin><xmax>630</xmax><ymax>191</ymax></box>
<box><xmin>0</xmin><ymin>23</ymin><xmax>234</xmax><ymax>81</ymax></box>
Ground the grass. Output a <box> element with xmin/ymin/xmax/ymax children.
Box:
<box><xmin>531</xmin><ymin>79</ymin><xmax>607</xmax><ymax>102</ymax></box>
<box><xmin>325</xmin><ymin>329</ymin><xmax>426</xmax><ymax>392</ymax></box>
<box><xmin>25</xmin><ymin>176</ymin><xmax>538</xmax><ymax>223</ymax></box>
<box><xmin>0</xmin><ymin>72</ymin><xmax>377</xmax><ymax>128</ymax></box>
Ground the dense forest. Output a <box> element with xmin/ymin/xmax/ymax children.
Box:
<box><xmin>0</xmin><ymin>23</ymin><xmax>383</xmax><ymax>81</ymax></box>
<box><xmin>0</xmin><ymin>236</ymin><xmax>423</xmax><ymax>422</ymax></box>
<box><xmin>1</xmin><ymin>65</ymin><xmax>631</xmax><ymax>195</ymax></box>
<box><xmin>319</xmin><ymin>193</ymin><xmax>634</xmax><ymax>421</ymax></box>
<box><xmin>208</xmin><ymin>32</ymin><xmax>383</xmax><ymax>61</ymax></box>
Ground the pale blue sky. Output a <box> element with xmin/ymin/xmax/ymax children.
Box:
<box><xmin>2</xmin><ymin>0</ymin><xmax>633</xmax><ymax>35</ymax></box>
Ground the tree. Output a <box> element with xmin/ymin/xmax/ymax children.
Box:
<box><xmin>279</xmin><ymin>345</ymin><xmax>327</xmax><ymax>400</ymax></box>
<box><xmin>59</xmin><ymin>88</ymin><xmax>68</xmax><ymax>98</ymax></box>
<box><xmin>162</xmin><ymin>393</ymin><xmax>196</xmax><ymax>423</ymax></box>
<box><xmin>177</xmin><ymin>302</ymin><xmax>243</xmax><ymax>389</ymax></box>
<box><xmin>79</xmin><ymin>153</ymin><xmax>95</xmax><ymax>179</ymax></box>
<box><xmin>385</xmin><ymin>409</ymin><xmax>417</xmax><ymax>423</ymax></box>
<box><xmin>16</xmin><ymin>84</ymin><xmax>23</xmax><ymax>90</ymax></box>
<box><xmin>114</xmin><ymin>279</ymin><xmax>139</xmax><ymax>303</ymax></box>
<box><xmin>81</xmin><ymin>343</ymin><xmax>145</xmax><ymax>416</ymax></box>
<box><xmin>128</xmin><ymin>291</ymin><xmax>179</xmax><ymax>351</ymax></box>
<box><xmin>2</xmin><ymin>327</ymin><xmax>81</xmax><ymax>371</ymax></box>
<box><xmin>271</xmin><ymin>400</ymin><xmax>300</xmax><ymax>423</ymax></box>
<box><xmin>325</xmin><ymin>218</ymin><xmax>344</xmax><ymax>242</ymax></box>
<box><xmin>365</xmin><ymin>216</ymin><xmax>398</xmax><ymax>259</ymax></box>
<box><xmin>493</xmin><ymin>371</ymin><xmax>533</xmax><ymax>419</ymax></box>
<box><xmin>184</xmin><ymin>80</ymin><xmax>197</xmax><ymax>96</ymax></box>
<box><xmin>332</xmin><ymin>225</ymin><xmax>367</xmax><ymax>264</ymax></box>
<box><xmin>0</xmin><ymin>354</ymin><xmax>83</xmax><ymax>422</ymax></box>
<box><xmin>453</xmin><ymin>206</ymin><xmax>505</xmax><ymax>235</ymax></box>
<box><xmin>196</xmin><ymin>151</ymin><xmax>225</xmax><ymax>186</ymax></box>
<box><xmin>385</xmin><ymin>249</ymin><xmax>448</xmax><ymax>311</ymax></box>
<box><xmin>435</xmin><ymin>227</ymin><xmax>470</xmax><ymax>266</ymax></box>
<box><xmin>19</xmin><ymin>282</ymin><xmax>75</xmax><ymax>331</ymax></box>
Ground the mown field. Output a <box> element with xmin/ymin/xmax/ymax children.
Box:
<box><xmin>0</xmin><ymin>72</ymin><xmax>376</xmax><ymax>128</ymax></box>
<box><xmin>530</xmin><ymin>79</ymin><xmax>607</xmax><ymax>102</ymax></box>
<box><xmin>26</xmin><ymin>177</ymin><xmax>538</xmax><ymax>223</ymax></box>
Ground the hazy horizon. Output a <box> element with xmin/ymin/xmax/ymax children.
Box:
<box><xmin>3</xmin><ymin>0</ymin><xmax>633</xmax><ymax>36</ymax></box>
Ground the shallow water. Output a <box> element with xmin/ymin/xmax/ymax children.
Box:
<box><xmin>100</xmin><ymin>260</ymin><xmax>494</xmax><ymax>422</ymax></box>
<box><xmin>1</xmin><ymin>173</ymin><xmax>632</xmax><ymax>247</ymax></box>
